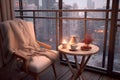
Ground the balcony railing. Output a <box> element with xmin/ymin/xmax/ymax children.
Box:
<box><xmin>15</xmin><ymin>9</ymin><xmax>120</xmax><ymax>77</ymax></box>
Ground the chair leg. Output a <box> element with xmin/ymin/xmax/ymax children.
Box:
<box><xmin>52</xmin><ymin>63</ymin><xmax>57</xmax><ymax>79</ymax></box>
<box><xmin>34</xmin><ymin>75</ymin><xmax>39</xmax><ymax>80</ymax></box>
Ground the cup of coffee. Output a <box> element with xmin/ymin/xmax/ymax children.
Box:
<box><xmin>70</xmin><ymin>44</ymin><xmax>77</xmax><ymax>50</ymax></box>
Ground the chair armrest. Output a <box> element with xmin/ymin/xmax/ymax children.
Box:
<box><xmin>13</xmin><ymin>51</ymin><xmax>30</xmax><ymax>61</ymax></box>
<box><xmin>37</xmin><ymin>41</ymin><xmax>52</xmax><ymax>49</ymax></box>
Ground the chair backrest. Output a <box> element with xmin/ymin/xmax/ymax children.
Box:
<box><xmin>0</xmin><ymin>19</ymin><xmax>38</xmax><ymax>67</ymax></box>
<box><xmin>3</xmin><ymin>19</ymin><xmax>39</xmax><ymax>50</ymax></box>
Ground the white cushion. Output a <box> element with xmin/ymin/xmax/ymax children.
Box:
<box><xmin>29</xmin><ymin>55</ymin><xmax>52</xmax><ymax>73</ymax></box>
<box><xmin>29</xmin><ymin>50</ymin><xmax>58</xmax><ymax>73</ymax></box>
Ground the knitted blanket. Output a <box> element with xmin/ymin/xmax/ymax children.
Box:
<box><xmin>0</xmin><ymin>19</ymin><xmax>57</xmax><ymax>67</ymax></box>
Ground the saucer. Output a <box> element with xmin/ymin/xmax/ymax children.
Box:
<box><xmin>69</xmin><ymin>49</ymin><xmax>77</xmax><ymax>51</ymax></box>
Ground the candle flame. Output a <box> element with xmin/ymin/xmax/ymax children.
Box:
<box><xmin>62</xmin><ymin>39</ymin><xmax>67</xmax><ymax>43</ymax></box>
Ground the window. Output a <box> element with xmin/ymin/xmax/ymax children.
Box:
<box><xmin>14</xmin><ymin>0</ymin><xmax>120</xmax><ymax>76</ymax></box>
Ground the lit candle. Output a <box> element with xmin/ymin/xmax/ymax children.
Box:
<box><xmin>62</xmin><ymin>39</ymin><xmax>67</xmax><ymax>49</ymax></box>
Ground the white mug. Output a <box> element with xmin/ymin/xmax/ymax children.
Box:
<box><xmin>71</xmin><ymin>44</ymin><xmax>77</xmax><ymax>50</ymax></box>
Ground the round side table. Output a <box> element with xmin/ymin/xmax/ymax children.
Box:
<box><xmin>58</xmin><ymin>43</ymin><xmax>99</xmax><ymax>80</ymax></box>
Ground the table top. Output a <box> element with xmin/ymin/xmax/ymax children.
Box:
<box><xmin>58</xmin><ymin>43</ymin><xmax>99</xmax><ymax>56</ymax></box>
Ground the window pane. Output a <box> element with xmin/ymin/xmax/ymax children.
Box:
<box><xmin>63</xmin><ymin>0</ymin><xmax>107</xmax><ymax>9</ymax></box>
<box><xmin>23</xmin><ymin>0</ymin><xmax>59</xmax><ymax>10</ymax></box>
<box><xmin>14</xmin><ymin>0</ymin><xmax>58</xmax><ymax>10</ymax></box>
<box><xmin>87</xmin><ymin>12</ymin><xmax>106</xmax><ymax>18</ymax></box>
<box><xmin>38</xmin><ymin>12</ymin><xmax>58</xmax><ymax>17</ymax></box>
<box><xmin>113</xmin><ymin>27</ymin><xmax>120</xmax><ymax>73</ymax></box>
<box><xmin>15</xmin><ymin>12</ymin><xmax>20</xmax><ymax>16</ymax></box>
<box><xmin>63</xmin><ymin>12</ymin><xmax>84</xmax><ymax>18</ymax></box>
<box><xmin>113</xmin><ymin>1</ymin><xmax>120</xmax><ymax>73</ymax></box>
<box><xmin>14</xmin><ymin>0</ymin><xmax>20</xmax><ymax>10</ymax></box>
<box><xmin>40</xmin><ymin>0</ymin><xmax>58</xmax><ymax>10</ymax></box>
<box><xmin>86</xmin><ymin>20</ymin><xmax>105</xmax><ymax>68</ymax></box>
<box><xmin>23</xmin><ymin>18</ymin><xmax>34</xmax><ymax>22</ymax></box>
<box><xmin>35</xmin><ymin>19</ymin><xmax>57</xmax><ymax>49</ymax></box>
<box><xmin>118</xmin><ymin>12</ymin><xmax>120</xmax><ymax>19</ymax></box>
<box><xmin>62</xmin><ymin>20</ymin><xmax>84</xmax><ymax>40</ymax></box>
<box><xmin>22</xmin><ymin>0</ymin><xmax>39</xmax><ymax>10</ymax></box>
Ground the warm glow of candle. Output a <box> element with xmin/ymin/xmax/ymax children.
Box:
<box><xmin>62</xmin><ymin>39</ymin><xmax>67</xmax><ymax>49</ymax></box>
<box><xmin>62</xmin><ymin>39</ymin><xmax>67</xmax><ymax>44</ymax></box>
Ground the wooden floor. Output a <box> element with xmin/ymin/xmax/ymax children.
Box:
<box><xmin>0</xmin><ymin>60</ymin><xmax>119</xmax><ymax>80</ymax></box>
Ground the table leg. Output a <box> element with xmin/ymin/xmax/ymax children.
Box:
<box><xmin>75</xmin><ymin>55</ymin><xmax>91</xmax><ymax>80</ymax></box>
<box><xmin>74</xmin><ymin>55</ymin><xmax>79</xmax><ymax>70</ymax></box>
<box><xmin>64</xmin><ymin>54</ymin><xmax>91</xmax><ymax>80</ymax></box>
<box><xmin>74</xmin><ymin>56</ymin><xmax>81</xmax><ymax>80</ymax></box>
<box><xmin>63</xmin><ymin>54</ymin><xmax>76</xmax><ymax>75</ymax></box>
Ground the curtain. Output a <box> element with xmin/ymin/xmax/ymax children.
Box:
<box><xmin>0</xmin><ymin>0</ymin><xmax>14</xmax><ymax>22</ymax></box>
<box><xmin>0</xmin><ymin>0</ymin><xmax>14</xmax><ymax>68</ymax></box>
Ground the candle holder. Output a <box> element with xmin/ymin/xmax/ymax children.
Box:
<box><xmin>62</xmin><ymin>40</ymin><xmax>67</xmax><ymax>49</ymax></box>
<box><xmin>62</xmin><ymin>43</ymin><xmax>67</xmax><ymax>49</ymax></box>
